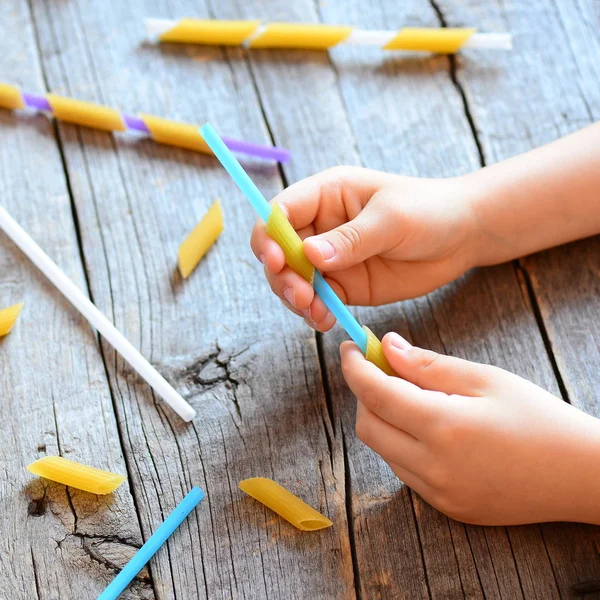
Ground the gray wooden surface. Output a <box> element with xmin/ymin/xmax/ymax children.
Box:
<box><xmin>0</xmin><ymin>0</ymin><xmax>599</xmax><ymax>598</ymax></box>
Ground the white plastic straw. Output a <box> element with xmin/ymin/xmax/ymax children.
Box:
<box><xmin>144</xmin><ymin>18</ymin><xmax>512</xmax><ymax>51</ymax></box>
<box><xmin>0</xmin><ymin>205</ymin><xmax>195</xmax><ymax>422</ymax></box>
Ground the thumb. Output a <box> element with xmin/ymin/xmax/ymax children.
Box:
<box><xmin>382</xmin><ymin>332</ymin><xmax>493</xmax><ymax>396</ymax></box>
<box><xmin>303</xmin><ymin>204</ymin><xmax>394</xmax><ymax>271</ymax></box>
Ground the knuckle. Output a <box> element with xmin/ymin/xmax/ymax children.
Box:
<box><xmin>417</xmin><ymin>350</ymin><xmax>441</xmax><ymax>374</ymax></box>
<box><xmin>359</xmin><ymin>389</ymin><xmax>380</xmax><ymax>412</ymax></box>
<box><xmin>319</xmin><ymin>167</ymin><xmax>349</xmax><ymax>204</ymax></box>
<box><xmin>431</xmin><ymin>412</ymin><xmax>473</xmax><ymax>447</ymax></box>
<box><xmin>339</xmin><ymin>222</ymin><xmax>363</xmax><ymax>253</ymax></box>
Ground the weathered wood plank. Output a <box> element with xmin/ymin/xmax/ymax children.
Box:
<box><xmin>27</xmin><ymin>0</ymin><xmax>355</xmax><ymax>598</ymax></box>
<box><xmin>0</xmin><ymin>2</ymin><xmax>151</xmax><ymax>599</ymax></box>
<box><xmin>437</xmin><ymin>0</ymin><xmax>600</xmax><ymax>596</ymax></box>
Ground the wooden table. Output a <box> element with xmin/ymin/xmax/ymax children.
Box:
<box><xmin>1</xmin><ymin>1</ymin><xmax>599</xmax><ymax>598</ymax></box>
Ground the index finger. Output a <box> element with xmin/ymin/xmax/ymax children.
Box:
<box><xmin>340</xmin><ymin>341</ymin><xmax>448</xmax><ymax>439</ymax></box>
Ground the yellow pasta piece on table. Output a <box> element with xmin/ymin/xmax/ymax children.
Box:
<box><xmin>160</xmin><ymin>18</ymin><xmax>261</xmax><ymax>45</ymax></box>
<box><xmin>140</xmin><ymin>114</ymin><xmax>212</xmax><ymax>154</ymax></box>
<box><xmin>239</xmin><ymin>477</ymin><xmax>332</xmax><ymax>531</ymax></box>
<box><xmin>46</xmin><ymin>94</ymin><xmax>126</xmax><ymax>131</ymax></box>
<box><xmin>363</xmin><ymin>326</ymin><xmax>395</xmax><ymax>375</ymax></box>
<box><xmin>266</xmin><ymin>203</ymin><xmax>315</xmax><ymax>284</ymax></box>
<box><xmin>0</xmin><ymin>302</ymin><xmax>23</xmax><ymax>337</ymax></box>
<box><xmin>178</xmin><ymin>199</ymin><xmax>224</xmax><ymax>278</ymax></box>
<box><xmin>27</xmin><ymin>456</ymin><xmax>125</xmax><ymax>494</ymax></box>
<box><xmin>383</xmin><ymin>27</ymin><xmax>475</xmax><ymax>53</ymax></box>
<box><xmin>249</xmin><ymin>23</ymin><xmax>353</xmax><ymax>50</ymax></box>
<box><xmin>0</xmin><ymin>83</ymin><xmax>25</xmax><ymax>110</ymax></box>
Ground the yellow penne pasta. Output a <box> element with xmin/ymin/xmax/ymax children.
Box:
<box><xmin>160</xmin><ymin>18</ymin><xmax>261</xmax><ymax>45</ymax></box>
<box><xmin>46</xmin><ymin>94</ymin><xmax>126</xmax><ymax>131</ymax></box>
<box><xmin>239</xmin><ymin>477</ymin><xmax>333</xmax><ymax>531</ymax></box>
<box><xmin>178</xmin><ymin>199</ymin><xmax>224</xmax><ymax>278</ymax></box>
<box><xmin>0</xmin><ymin>302</ymin><xmax>23</xmax><ymax>337</ymax></box>
<box><xmin>27</xmin><ymin>456</ymin><xmax>126</xmax><ymax>495</ymax></box>
<box><xmin>249</xmin><ymin>23</ymin><xmax>353</xmax><ymax>50</ymax></box>
<box><xmin>265</xmin><ymin>203</ymin><xmax>315</xmax><ymax>284</ymax></box>
<box><xmin>0</xmin><ymin>83</ymin><xmax>25</xmax><ymax>110</ymax></box>
<box><xmin>140</xmin><ymin>114</ymin><xmax>212</xmax><ymax>154</ymax></box>
<box><xmin>363</xmin><ymin>326</ymin><xmax>395</xmax><ymax>375</ymax></box>
<box><xmin>383</xmin><ymin>27</ymin><xmax>475</xmax><ymax>53</ymax></box>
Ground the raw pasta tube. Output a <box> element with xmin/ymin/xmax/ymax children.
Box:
<box><xmin>0</xmin><ymin>83</ymin><xmax>24</xmax><ymax>110</ymax></box>
<box><xmin>265</xmin><ymin>203</ymin><xmax>315</xmax><ymax>284</ymax></box>
<box><xmin>363</xmin><ymin>326</ymin><xmax>395</xmax><ymax>376</ymax></box>
<box><xmin>46</xmin><ymin>94</ymin><xmax>126</xmax><ymax>131</ymax></box>
<box><xmin>239</xmin><ymin>477</ymin><xmax>333</xmax><ymax>531</ymax></box>
<box><xmin>159</xmin><ymin>18</ymin><xmax>260</xmax><ymax>45</ymax></box>
<box><xmin>27</xmin><ymin>456</ymin><xmax>126</xmax><ymax>494</ymax></box>
<box><xmin>248</xmin><ymin>23</ymin><xmax>353</xmax><ymax>49</ymax></box>
<box><xmin>0</xmin><ymin>302</ymin><xmax>23</xmax><ymax>337</ymax></box>
<box><xmin>383</xmin><ymin>27</ymin><xmax>475</xmax><ymax>53</ymax></box>
<box><xmin>178</xmin><ymin>199</ymin><xmax>224</xmax><ymax>278</ymax></box>
<box><xmin>140</xmin><ymin>114</ymin><xmax>212</xmax><ymax>154</ymax></box>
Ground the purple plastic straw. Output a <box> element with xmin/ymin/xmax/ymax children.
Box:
<box><xmin>123</xmin><ymin>113</ymin><xmax>150</xmax><ymax>133</ymax></box>
<box><xmin>19</xmin><ymin>91</ymin><xmax>290</xmax><ymax>162</ymax></box>
<box><xmin>222</xmin><ymin>136</ymin><xmax>291</xmax><ymax>163</ymax></box>
<box><xmin>22</xmin><ymin>92</ymin><xmax>51</xmax><ymax>111</ymax></box>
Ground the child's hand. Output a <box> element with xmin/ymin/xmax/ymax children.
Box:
<box><xmin>342</xmin><ymin>333</ymin><xmax>600</xmax><ymax>526</ymax></box>
<box><xmin>251</xmin><ymin>167</ymin><xmax>476</xmax><ymax>332</ymax></box>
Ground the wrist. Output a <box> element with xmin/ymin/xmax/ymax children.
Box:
<box><xmin>452</xmin><ymin>171</ymin><xmax>502</xmax><ymax>269</ymax></box>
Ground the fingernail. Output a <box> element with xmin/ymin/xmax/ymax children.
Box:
<box><xmin>301</xmin><ymin>307</ymin><xmax>311</xmax><ymax>319</ymax></box>
<box><xmin>259</xmin><ymin>254</ymin><xmax>266</xmax><ymax>265</ymax></box>
<box><xmin>282</xmin><ymin>287</ymin><xmax>296</xmax><ymax>308</ymax></box>
<box><xmin>312</xmin><ymin>239</ymin><xmax>336</xmax><ymax>262</ymax></box>
<box><xmin>389</xmin><ymin>333</ymin><xmax>412</xmax><ymax>351</ymax></box>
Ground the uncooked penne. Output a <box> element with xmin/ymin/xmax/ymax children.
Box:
<box><xmin>363</xmin><ymin>326</ymin><xmax>395</xmax><ymax>375</ymax></box>
<box><xmin>0</xmin><ymin>302</ymin><xmax>23</xmax><ymax>337</ymax></box>
<box><xmin>239</xmin><ymin>477</ymin><xmax>332</xmax><ymax>531</ymax></box>
<box><xmin>27</xmin><ymin>456</ymin><xmax>126</xmax><ymax>495</ymax></box>
<box><xmin>178</xmin><ymin>199</ymin><xmax>224</xmax><ymax>278</ymax></box>
<box><xmin>265</xmin><ymin>203</ymin><xmax>315</xmax><ymax>283</ymax></box>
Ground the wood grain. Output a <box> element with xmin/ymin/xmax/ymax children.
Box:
<box><xmin>0</xmin><ymin>1</ymin><xmax>150</xmax><ymax>599</ymax></box>
<box><xmin>1</xmin><ymin>0</ymin><xmax>599</xmax><ymax>598</ymax></box>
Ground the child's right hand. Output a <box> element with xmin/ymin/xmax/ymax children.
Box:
<box><xmin>251</xmin><ymin>167</ymin><xmax>478</xmax><ymax>331</ymax></box>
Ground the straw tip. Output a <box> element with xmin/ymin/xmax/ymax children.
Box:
<box><xmin>180</xmin><ymin>405</ymin><xmax>196</xmax><ymax>421</ymax></box>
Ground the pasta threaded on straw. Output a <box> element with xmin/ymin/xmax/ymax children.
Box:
<box><xmin>239</xmin><ymin>477</ymin><xmax>333</xmax><ymax>531</ymax></box>
<box><xmin>0</xmin><ymin>302</ymin><xmax>24</xmax><ymax>337</ymax></box>
<box><xmin>27</xmin><ymin>456</ymin><xmax>126</xmax><ymax>494</ymax></box>
<box><xmin>178</xmin><ymin>199</ymin><xmax>224</xmax><ymax>278</ymax></box>
<box><xmin>146</xmin><ymin>19</ymin><xmax>511</xmax><ymax>53</ymax></box>
<box><xmin>265</xmin><ymin>203</ymin><xmax>315</xmax><ymax>284</ymax></box>
<box><xmin>363</xmin><ymin>326</ymin><xmax>395</xmax><ymax>376</ymax></box>
<box><xmin>0</xmin><ymin>82</ymin><xmax>290</xmax><ymax>162</ymax></box>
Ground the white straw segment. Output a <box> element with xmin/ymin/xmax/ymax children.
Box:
<box><xmin>464</xmin><ymin>33</ymin><xmax>512</xmax><ymax>50</ymax></box>
<box><xmin>0</xmin><ymin>205</ymin><xmax>195</xmax><ymax>422</ymax></box>
<box><xmin>145</xmin><ymin>18</ymin><xmax>177</xmax><ymax>37</ymax></box>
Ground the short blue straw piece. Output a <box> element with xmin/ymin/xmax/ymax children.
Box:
<box><xmin>200</xmin><ymin>123</ymin><xmax>367</xmax><ymax>354</ymax></box>
<box><xmin>97</xmin><ymin>486</ymin><xmax>205</xmax><ymax>600</ymax></box>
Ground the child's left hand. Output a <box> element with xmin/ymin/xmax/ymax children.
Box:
<box><xmin>342</xmin><ymin>333</ymin><xmax>600</xmax><ymax>526</ymax></box>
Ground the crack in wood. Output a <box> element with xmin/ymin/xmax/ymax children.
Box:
<box><xmin>30</xmin><ymin>548</ymin><xmax>42</xmax><ymax>600</ymax></box>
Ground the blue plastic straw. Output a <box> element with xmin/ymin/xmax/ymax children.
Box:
<box><xmin>200</xmin><ymin>123</ymin><xmax>367</xmax><ymax>353</ymax></box>
<box><xmin>98</xmin><ymin>487</ymin><xmax>205</xmax><ymax>600</ymax></box>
